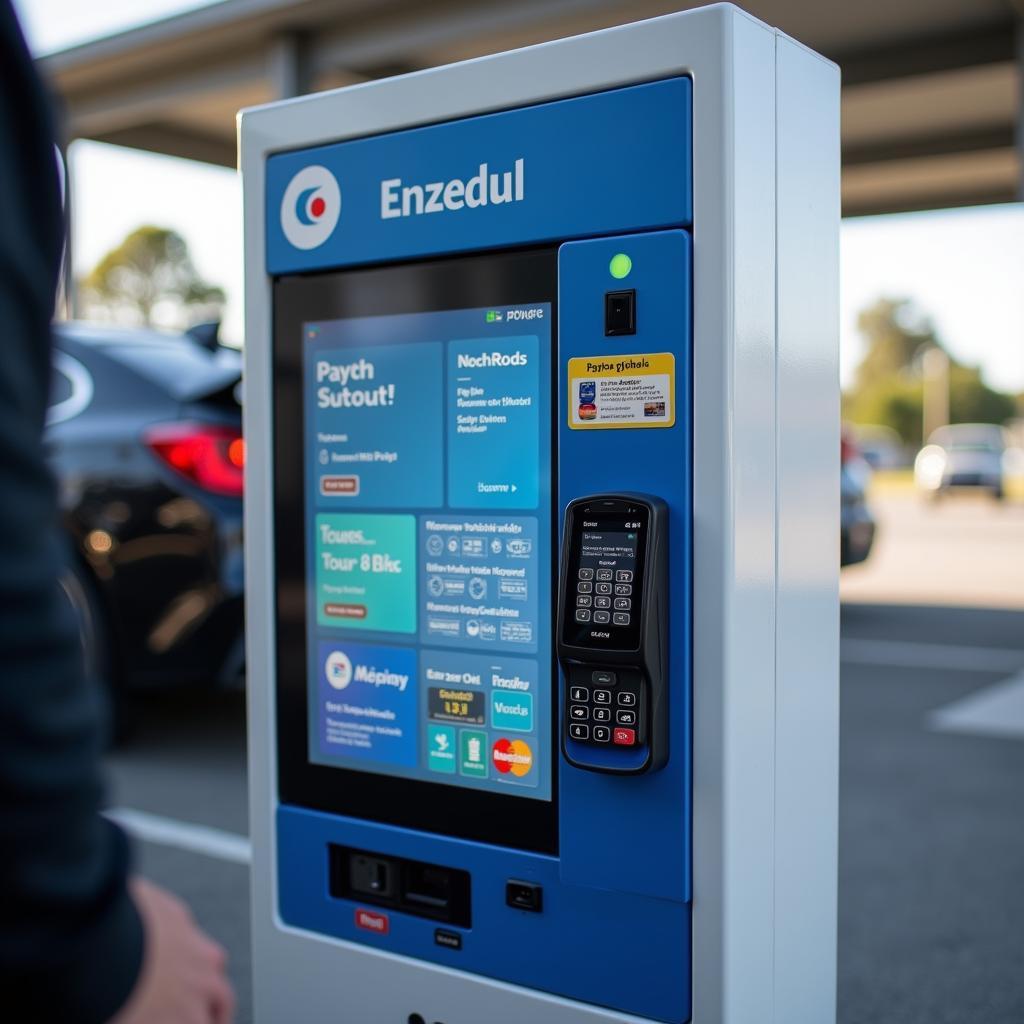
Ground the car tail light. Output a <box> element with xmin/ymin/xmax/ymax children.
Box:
<box><xmin>840</xmin><ymin>434</ymin><xmax>858</xmax><ymax>466</ymax></box>
<box><xmin>145</xmin><ymin>422</ymin><xmax>244</xmax><ymax>498</ymax></box>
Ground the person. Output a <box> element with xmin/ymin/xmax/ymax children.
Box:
<box><xmin>0</xmin><ymin>5</ymin><xmax>235</xmax><ymax>1021</ymax></box>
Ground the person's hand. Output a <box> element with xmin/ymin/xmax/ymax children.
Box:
<box><xmin>110</xmin><ymin>878</ymin><xmax>235</xmax><ymax>1024</ymax></box>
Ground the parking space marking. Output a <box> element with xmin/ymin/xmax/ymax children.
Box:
<box><xmin>841</xmin><ymin>638</ymin><xmax>1024</xmax><ymax>674</ymax></box>
<box><xmin>107</xmin><ymin>807</ymin><xmax>252</xmax><ymax>865</ymax></box>
<box><xmin>927</xmin><ymin>670</ymin><xmax>1024</xmax><ymax>741</ymax></box>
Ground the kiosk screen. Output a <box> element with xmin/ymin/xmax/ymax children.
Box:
<box><xmin>273</xmin><ymin>250</ymin><xmax>558</xmax><ymax>851</ymax></box>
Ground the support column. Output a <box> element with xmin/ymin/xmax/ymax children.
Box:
<box><xmin>268</xmin><ymin>31</ymin><xmax>313</xmax><ymax>100</ymax></box>
<box><xmin>1017</xmin><ymin>18</ymin><xmax>1024</xmax><ymax>199</ymax></box>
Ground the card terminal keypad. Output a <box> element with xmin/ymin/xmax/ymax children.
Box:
<box><xmin>565</xmin><ymin>668</ymin><xmax>644</xmax><ymax>748</ymax></box>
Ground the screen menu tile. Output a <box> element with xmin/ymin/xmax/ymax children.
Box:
<box><xmin>303</xmin><ymin>305</ymin><xmax>552</xmax><ymax>800</ymax></box>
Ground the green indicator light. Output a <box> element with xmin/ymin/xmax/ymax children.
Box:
<box><xmin>609</xmin><ymin>253</ymin><xmax>632</xmax><ymax>279</ymax></box>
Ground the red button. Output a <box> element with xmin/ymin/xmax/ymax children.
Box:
<box><xmin>613</xmin><ymin>727</ymin><xmax>636</xmax><ymax>746</ymax></box>
<box><xmin>354</xmin><ymin>908</ymin><xmax>389</xmax><ymax>935</ymax></box>
<box><xmin>321</xmin><ymin>475</ymin><xmax>360</xmax><ymax>495</ymax></box>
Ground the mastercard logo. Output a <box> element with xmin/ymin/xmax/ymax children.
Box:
<box><xmin>492</xmin><ymin>738</ymin><xmax>533</xmax><ymax>778</ymax></box>
<box><xmin>578</xmin><ymin>403</ymin><xmax>597</xmax><ymax>420</ymax></box>
<box><xmin>280</xmin><ymin>165</ymin><xmax>341</xmax><ymax>250</ymax></box>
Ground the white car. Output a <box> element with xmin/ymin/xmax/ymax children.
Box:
<box><xmin>914</xmin><ymin>423</ymin><xmax>1008</xmax><ymax>500</ymax></box>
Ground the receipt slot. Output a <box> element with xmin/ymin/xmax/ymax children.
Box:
<box><xmin>241</xmin><ymin>6</ymin><xmax>839</xmax><ymax>1024</ymax></box>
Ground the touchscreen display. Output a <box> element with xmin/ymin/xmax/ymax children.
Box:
<box><xmin>303</xmin><ymin>304</ymin><xmax>552</xmax><ymax>801</ymax></box>
<box><xmin>562</xmin><ymin>505</ymin><xmax>648</xmax><ymax>652</ymax></box>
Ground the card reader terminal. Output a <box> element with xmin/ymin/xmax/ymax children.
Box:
<box><xmin>556</xmin><ymin>494</ymin><xmax>669</xmax><ymax>774</ymax></box>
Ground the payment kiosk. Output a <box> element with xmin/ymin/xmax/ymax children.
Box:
<box><xmin>241</xmin><ymin>6</ymin><xmax>839</xmax><ymax>1023</ymax></box>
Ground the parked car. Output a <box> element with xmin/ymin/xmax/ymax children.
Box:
<box><xmin>841</xmin><ymin>430</ymin><xmax>875</xmax><ymax>567</ymax></box>
<box><xmin>47</xmin><ymin>321</ymin><xmax>244</xmax><ymax>711</ymax></box>
<box><xmin>851</xmin><ymin>423</ymin><xmax>907</xmax><ymax>470</ymax></box>
<box><xmin>914</xmin><ymin>423</ymin><xmax>1008</xmax><ymax>500</ymax></box>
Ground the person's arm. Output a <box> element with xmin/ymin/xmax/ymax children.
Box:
<box><xmin>0</xmin><ymin>7</ymin><xmax>147</xmax><ymax>1021</ymax></box>
<box><xmin>0</xmin><ymin>8</ymin><xmax>232</xmax><ymax>1023</ymax></box>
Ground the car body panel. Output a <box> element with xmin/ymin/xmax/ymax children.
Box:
<box><xmin>47</xmin><ymin>322</ymin><xmax>244</xmax><ymax>690</ymax></box>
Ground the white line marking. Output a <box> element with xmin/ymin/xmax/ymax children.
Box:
<box><xmin>107</xmin><ymin>807</ymin><xmax>252</xmax><ymax>865</ymax></box>
<box><xmin>841</xmin><ymin>638</ymin><xmax>1024</xmax><ymax>673</ymax></box>
<box><xmin>928</xmin><ymin>670</ymin><xmax>1024</xmax><ymax>741</ymax></box>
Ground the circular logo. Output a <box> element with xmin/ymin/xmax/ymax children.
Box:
<box><xmin>324</xmin><ymin>649</ymin><xmax>353</xmax><ymax>690</ymax></box>
<box><xmin>280</xmin><ymin>165</ymin><xmax>341</xmax><ymax>250</ymax></box>
<box><xmin>492</xmin><ymin>738</ymin><xmax>533</xmax><ymax>778</ymax></box>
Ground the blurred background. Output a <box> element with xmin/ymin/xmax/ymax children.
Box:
<box><xmin>13</xmin><ymin>1</ymin><xmax>1024</xmax><ymax>1022</ymax></box>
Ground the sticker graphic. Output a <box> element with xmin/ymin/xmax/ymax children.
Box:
<box><xmin>492</xmin><ymin>737</ymin><xmax>535</xmax><ymax>783</ymax></box>
<box><xmin>427</xmin><ymin>724</ymin><xmax>457</xmax><ymax>773</ymax></box>
<box><xmin>316</xmin><ymin>513</ymin><xmax>416</xmax><ymax>633</ymax></box>
<box><xmin>491</xmin><ymin>691</ymin><xmax>534</xmax><ymax>732</ymax></box>
<box><xmin>459</xmin><ymin>729</ymin><xmax>488</xmax><ymax>778</ymax></box>
<box><xmin>317</xmin><ymin>641</ymin><xmax>416</xmax><ymax>766</ymax></box>
<box><xmin>568</xmin><ymin>353</ymin><xmax>675</xmax><ymax>429</ymax></box>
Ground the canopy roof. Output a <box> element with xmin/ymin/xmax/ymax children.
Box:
<box><xmin>41</xmin><ymin>0</ymin><xmax>1023</xmax><ymax>216</ymax></box>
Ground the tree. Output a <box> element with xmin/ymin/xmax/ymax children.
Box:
<box><xmin>81</xmin><ymin>226</ymin><xmax>224</xmax><ymax>328</ymax></box>
<box><xmin>844</xmin><ymin>296</ymin><xmax>1015</xmax><ymax>448</ymax></box>
<box><xmin>852</xmin><ymin>297</ymin><xmax>937</xmax><ymax>393</ymax></box>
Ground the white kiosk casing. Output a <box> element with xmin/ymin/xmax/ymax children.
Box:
<box><xmin>241</xmin><ymin>4</ymin><xmax>839</xmax><ymax>1022</ymax></box>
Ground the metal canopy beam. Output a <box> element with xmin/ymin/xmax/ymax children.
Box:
<box><xmin>93</xmin><ymin>124</ymin><xmax>238</xmax><ymax>169</ymax></box>
<box><xmin>833</xmin><ymin>19</ymin><xmax>1015</xmax><ymax>86</ymax></box>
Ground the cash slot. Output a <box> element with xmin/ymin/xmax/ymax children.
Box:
<box><xmin>329</xmin><ymin>845</ymin><xmax>472</xmax><ymax>927</ymax></box>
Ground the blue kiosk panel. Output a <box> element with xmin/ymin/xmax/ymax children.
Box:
<box><xmin>271</xmin><ymin>79</ymin><xmax>693</xmax><ymax>1023</ymax></box>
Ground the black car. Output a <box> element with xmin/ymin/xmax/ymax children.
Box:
<box><xmin>47</xmin><ymin>321</ymin><xmax>244</xmax><ymax>706</ymax></box>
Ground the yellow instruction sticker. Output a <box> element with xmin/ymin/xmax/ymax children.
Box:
<box><xmin>568</xmin><ymin>353</ymin><xmax>675</xmax><ymax>429</ymax></box>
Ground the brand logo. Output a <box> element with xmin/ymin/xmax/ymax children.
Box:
<box><xmin>381</xmin><ymin>159</ymin><xmax>524</xmax><ymax>220</ymax></box>
<box><xmin>280</xmin><ymin>165</ymin><xmax>341</xmax><ymax>249</ymax></box>
<box><xmin>492</xmin><ymin>738</ymin><xmax>533</xmax><ymax>778</ymax></box>
<box><xmin>324</xmin><ymin>649</ymin><xmax>353</xmax><ymax>690</ymax></box>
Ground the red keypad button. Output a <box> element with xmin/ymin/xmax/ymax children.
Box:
<box><xmin>613</xmin><ymin>727</ymin><xmax>636</xmax><ymax>746</ymax></box>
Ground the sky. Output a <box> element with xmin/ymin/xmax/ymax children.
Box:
<box><xmin>12</xmin><ymin>0</ymin><xmax>1024</xmax><ymax>392</ymax></box>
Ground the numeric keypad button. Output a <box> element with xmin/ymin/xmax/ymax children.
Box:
<box><xmin>614</xmin><ymin>584</ymin><xmax>632</xmax><ymax>596</ymax></box>
<box><xmin>593</xmin><ymin>689</ymin><xmax>612</xmax><ymax>705</ymax></box>
<box><xmin>613</xmin><ymin>612</ymin><xmax>630</xmax><ymax>626</ymax></box>
<box><xmin>570</xmin><ymin>686</ymin><xmax>588</xmax><ymax>701</ymax></box>
<box><xmin>593</xmin><ymin>611</ymin><xmax>611</xmax><ymax>624</ymax></box>
<box><xmin>595</xmin><ymin>583</ymin><xmax>612</xmax><ymax>595</ymax></box>
<box><xmin>577</xmin><ymin>581</ymin><xmax>593</xmax><ymax>594</ymax></box>
<box><xmin>593</xmin><ymin>707</ymin><xmax>611</xmax><ymax>722</ymax></box>
<box><xmin>569</xmin><ymin>723</ymin><xmax>589</xmax><ymax>740</ymax></box>
<box><xmin>615</xmin><ymin>570</ymin><xmax>633</xmax><ymax>582</ymax></box>
<box><xmin>578</xmin><ymin>568</ymin><xmax>594</xmax><ymax>580</ymax></box>
<box><xmin>613</xmin><ymin>597</ymin><xmax>631</xmax><ymax>610</ymax></box>
<box><xmin>569</xmin><ymin>704</ymin><xmax>589</xmax><ymax>721</ymax></box>
<box><xmin>575</xmin><ymin>608</ymin><xmax>591</xmax><ymax>623</ymax></box>
<box><xmin>617</xmin><ymin>691</ymin><xmax>637</xmax><ymax>706</ymax></box>
<box><xmin>596</xmin><ymin>569</ymin><xmax>613</xmax><ymax>582</ymax></box>
<box><xmin>592</xmin><ymin>726</ymin><xmax>611</xmax><ymax>742</ymax></box>
<box><xmin>616</xmin><ymin>709</ymin><xmax>637</xmax><ymax>725</ymax></box>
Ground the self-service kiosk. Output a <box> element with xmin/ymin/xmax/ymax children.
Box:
<box><xmin>241</xmin><ymin>6</ymin><xmax>839</xmax><ymax>1023</ymax></box>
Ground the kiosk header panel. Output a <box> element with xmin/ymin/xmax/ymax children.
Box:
<box><xmin>265</xmin><ymin>78</ymin><xmax>692</xmax><ymax>274</ymax></box>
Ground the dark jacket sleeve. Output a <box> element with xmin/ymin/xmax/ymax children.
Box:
<box><xmin>0</xmin><ymin>4</ymin><xmax>145</xmax><ymax>1020</ymax></box>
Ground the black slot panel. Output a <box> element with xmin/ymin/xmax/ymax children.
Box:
<box><xmin>329</xmin><ymin>845</ymin><xmax>472</xmax><ymax>927</ymax></box>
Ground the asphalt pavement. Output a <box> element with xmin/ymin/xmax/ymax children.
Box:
<box><xmin>103</xmin><ymin>492</ymin><xmax>1024</xmax><ymax>1022</ymax></box>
